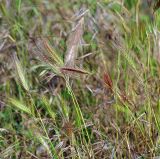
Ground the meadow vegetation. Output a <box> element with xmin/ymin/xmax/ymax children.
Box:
<box><xmin>0</xmin><ymin>0</ymin><xmax>160</xmax><ymax>158</ymax></box>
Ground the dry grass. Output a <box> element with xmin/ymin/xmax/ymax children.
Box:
<box><xmin>0</xmin><ymin>0</ymin><xmax>160</xmax><ymax>158</ymax></box>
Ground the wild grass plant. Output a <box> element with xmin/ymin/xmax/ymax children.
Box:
<box><xmin>0</xmin><ymin>0</ymin><xmax>160</xmax><ymax>158</ymax></box>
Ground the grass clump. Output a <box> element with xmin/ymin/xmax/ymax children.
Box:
<box><xmin>0</xmin><ymin>0</ymin><xmax>160</xmax><ymax>158</ymax></box>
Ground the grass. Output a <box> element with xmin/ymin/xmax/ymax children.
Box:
<box><xmin>0</xmin><ymin>0</ymin><xmax>160</xmax><ymax>158</ymax></box>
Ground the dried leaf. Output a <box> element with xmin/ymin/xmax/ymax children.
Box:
<box><xmin>60</xmin><ymin>67</ymin><xmax>89</xmax><ymax>75</ymax></box>
<box><xmin>62</xmin><ymin>121</ymin><xmax>73</xmax><ymax>137</ymax></box>
<box><xmin>64</xmin><ymin>17</ymin><xmax>84</xmax><ymax>67</ymax></box>
<box><xmin>103</xmin><ymin>72</ymin><xmax>113</xmax><ymax>90</ymax></box>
